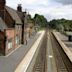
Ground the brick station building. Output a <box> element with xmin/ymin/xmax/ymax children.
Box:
<box><xmin>0</xmin><ymin>0</ymin><xmax>29</xmax><ymax>55</ymax></box>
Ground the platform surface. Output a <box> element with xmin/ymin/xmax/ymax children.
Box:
<box><xmin>53</xmin><ymin>31</ymin><xmax>72</xmax><ymax>62</ymax></box>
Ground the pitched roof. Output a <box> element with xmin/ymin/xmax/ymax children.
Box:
<box><xmin>0</xmin><ymin>17</ymin><xmax>7</xmax><ymax>31</ymax></box>
<box><xmin>5</xmin><ymin>6</ymin><xmax>22</xmax><ymax>24</ymax></box>
<box><xmin>17</xmin><ymin>11</ymin><xmax>23</xmax><ymax>20</ymax></box>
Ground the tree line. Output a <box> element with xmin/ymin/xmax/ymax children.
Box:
<box><xmin>27</xmin><ymin>14</ymin><xmax>48</xmax><ymax>27</ymax></box>
<box><xmin>49</xmin><ymin>18</ymin><xmax>72</xmax><ymax>31</ymax></box>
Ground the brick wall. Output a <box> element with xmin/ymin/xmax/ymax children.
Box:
<box><xmin>15</xmin><ymin>25</ymin><xmax>22</xmax><ymax>47</ymax></box>
<box><xmin>5</xmin><ymin>29</ymin><xmax>15</xmax><ymax>55</ymax></box>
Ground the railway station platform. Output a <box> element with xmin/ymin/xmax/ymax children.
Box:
<box><xmin>15</xmin><ymin>30</ymin><xmax>45</xmax><ymax>72</ymax></box>
<box><xmin>53</xmin><ymin>31</ymin><xmax>72</xmax><ymax>62</ymax></box>
<box><xmin>0</xmin><ymin>31</ymin><xmax>45</xmax><ymax>72</ymax></box>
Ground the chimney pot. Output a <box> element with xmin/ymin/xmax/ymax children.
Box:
<box><xmin>17</xmin><ymin>4</ymin><xmax>22</xmax><ymax>12</ymax></box>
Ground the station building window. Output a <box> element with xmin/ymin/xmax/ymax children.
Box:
<box><xmin>8</xmin><ymin>38</ymin><xmax>12</xmax><ymax>49</ymax></box>
<box><xmin>15</xmin><ymin>35</ymin><xmax>19</xmax><ymax>45</ymax></box>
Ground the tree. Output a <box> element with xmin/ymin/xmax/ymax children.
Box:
<box><xmin>49</xmin><ymin>18</ymin><xmax>72</xmax><ymax>31</ymax></box>
<box><xmin>33</xmin><ymin>14</ymin><xmax>48</xmax><ymax>27</ymax></box>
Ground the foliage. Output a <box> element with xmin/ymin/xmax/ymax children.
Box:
<box><xmin>27</xmin><ymin>14</ymin><xmax>34</xmax><ymax>23</ymax></box>
<box><xmin>33</xmin><ymin>14</ymin><xmax>48</xmax><ymax>27</ymax></box>
<box><xmin>49</xmin><ymin>18</ymin><xmax>72</xmax><ymax>31</ymax></box>
<box><xmin>27</xmin><ymin>13</ymin><xmax>48</xmax><ymax>28</ymax></box>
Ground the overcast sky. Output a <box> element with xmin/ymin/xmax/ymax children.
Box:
<box><xmin>6</xmin><ymin>0</ymin><xmax>72</xmax><ymax>21</ymax></box>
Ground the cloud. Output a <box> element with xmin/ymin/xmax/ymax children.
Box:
<box><xmin>51</xmin><ymin>0</ymin><xmax>72</xmax><ymax>5</ymax></box>
<box><xmin>6</xmin><ymin>0</ymin><xmax>72</xmax><ymax>21</ymax></box>
<box><xmin>46</xmin><ymin>5</ymin><xmax>72</xmax><ymax>21</ymax></box>
<box><xmin>21</xmin><ymin>0</ymin><xmax>36</xmax><ymax>4</ymax></box>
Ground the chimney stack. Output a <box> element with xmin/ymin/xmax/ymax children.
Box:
<box><xmin>0</xmin><ymin>0</ymin><xmax>6</xmax><ymax>20</ymax></box>
<box><xmin>17</xmin><ymin>4</ymin><xmax>22</xmax><ymax>12</ymax></box>
<box><xmin>0</xmin><ymin>0</ymin><xmax>6</xmax><ymax>10</ymax></box>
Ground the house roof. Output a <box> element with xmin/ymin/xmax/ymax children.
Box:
<box><xmin>17</xmin><ymin>11</ymin><xmax>23</xmax><ymax>20</ymax></box>
<box><xmin>17</xmin><ymin>11</ymin><xmax>27</xmax><ymax>23</ymax></box>
<box><xmin>5</xmin><ymin>6</ymin><xmax>22</xmax><ymax>24</ymax></box>
<box><xmin>0</xmin><ymin>17</ymin><xmax>7</xmax><ymax>31</ymax></box>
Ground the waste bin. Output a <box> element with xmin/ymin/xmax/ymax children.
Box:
<box><xmin>68</xmin><ymin>35</ymin><xmax>72</xmax><ymax>41</ymax></box>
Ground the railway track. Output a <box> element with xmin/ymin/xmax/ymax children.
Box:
<box><xmin>51</xmin><ymin>32</ymin><xmax>72</xmax><ymax>72</ymax></box>
<box><xmin>32</xmin><ymin>31</ymin><xmax>47</xmax><ymax>72</ymax></box>
<box><xmin>32</xmin><ymin>30</ymin><xmax>72</xmax><ymax>72</ymax></box>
